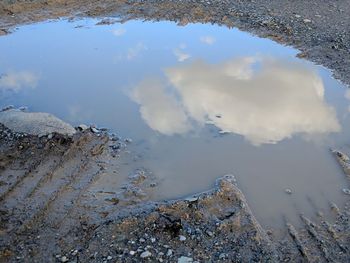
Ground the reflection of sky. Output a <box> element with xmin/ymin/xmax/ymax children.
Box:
<box><xmin>0</xmin><ymin>19</ymin><xmax>348</xmax><ymax>143</ymax></box>
<box><xmin>1</xmin><ymin>19</ymin><xmax>350</xmax><ymax>227</ymax></box>
<box><xmin>132</xmin><ymin>57</ymin><xmax>340</xmax><ymax>145</ymax></box>
<box><xmin>0</xmin><ymin>71</ymin><xmax>39</xmax><ymax>92</ymax></box>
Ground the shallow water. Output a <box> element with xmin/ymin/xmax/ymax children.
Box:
<box><xmin>1</xmin><ymin>19</ymin><xmax>350</xmax><ymax>228</ymax></box>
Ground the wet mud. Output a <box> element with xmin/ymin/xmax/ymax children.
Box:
<box><xmin>0</xmin><ymin>112</ymin><xmax>350</xmax><ymax>262</ymax></box>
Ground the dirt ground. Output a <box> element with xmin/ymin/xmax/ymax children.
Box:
<box><xmin>0</xmin><ymin>115</ymin><xmax>350</xmax><ymax>262</ymax></box>
<box><xmin>1</xmin><ymin>0</ymin><xmax>350</xmax><ymax>262</ymax></box>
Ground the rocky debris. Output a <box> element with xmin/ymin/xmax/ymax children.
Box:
<box><xmin>332</xmin><ymin>149</ymin><xmax>350</xmax><ymax>177</ymax></box>
<box><xmin>0</xmin><ymin>109</ymin><xmax>76</xmax><ymax>136</ymax></box>
<box><xmin>77</xmin><ymin>124</ymin><xmax>89</xmax><ymax>131</ymax></box>
<box><xmin>95</xmin><ymin>18</ymin><xmax>117</xmax><ymax>25</ymax></box>
<box><xmin>342</xmin><ymin>188</ymin><xmax>350</xmax><ymax>195</ymax></box>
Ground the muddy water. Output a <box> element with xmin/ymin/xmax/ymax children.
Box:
<box><xmin>1</xmin><ymin>19</ymin><xmax>350</xmax><ymax>228</ymax></box>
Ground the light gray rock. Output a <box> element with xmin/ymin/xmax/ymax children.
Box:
<box><xmin>140</xmin><ymin>251</ymin><xmax>152</xmax><ymax>258</ymax></box>
<box><xmin>178</xmin><ymin>256</ymin><xmax>193</xmax><ymax>263</ymax></box>
<box><xmin>0</xmin><ymin>109</ymin><xmax>76</xmax><ymax>136</ymax></box>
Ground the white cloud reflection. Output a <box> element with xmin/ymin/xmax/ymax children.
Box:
<box><xmin>0</xmin><ymin>71</ymin><xmax>39</xmax><ymax>92</ymax></box>
<box><xmin>173</xmin><ymin>48</ymin><xmax>191</xmax><ymax>62</ymax></box>
<box><xmin>131</xmin><ymin>79</ymin><xmax>191</xmax><ymax>135</ymax></box>
<box><xmin>127</xmin><ymin>42</ymin><xmax>147</xmax><ymax>60</ymax></box>
<box><xmin>132</xmin><ymin>57</ymin><xmax>340</xmax><ymax>145</ymax></box>
<box><xmin>200</xmin><ymin>36</ymin><xmax>216</xmax><ymax>45</ymax></box>
<box><xmin>112</xmin><ymin>28</ymin><xmax>126</xmax><ymax>37</ymax></box>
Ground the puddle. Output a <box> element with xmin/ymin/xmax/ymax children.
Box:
<box><xmin>1</xmin><ymin>19</ymin><xmax>350</xmax><ymax>228</ymax></box>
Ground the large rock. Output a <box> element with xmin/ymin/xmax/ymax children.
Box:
<box><xmin>0</xmin><ymin>109</ymin><xmax>76</xmax><ymax>136</ymax></box>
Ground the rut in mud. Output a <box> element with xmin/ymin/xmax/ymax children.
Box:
<box><xmin>0</xmin><ymin>122</ymin><xmax>350</xmax><ymax>262</ymax></box>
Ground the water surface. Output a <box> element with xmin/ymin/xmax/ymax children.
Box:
<box><xmin>1</xmin><ymin>19</ymin><xmax>350</xmax><ymax>227</ymax></box>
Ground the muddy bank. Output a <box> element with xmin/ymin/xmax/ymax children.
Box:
<box><xmin>0</xmin><ymin>110</ymin><xmax>350</xmax><ymax>262</ymax></box>
<box><xmin>0</xmin><ymin>0</ymin><xmax>349</xmax><ymax>87</ymax></box>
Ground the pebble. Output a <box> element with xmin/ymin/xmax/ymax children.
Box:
<box><xmin>78</xmin><ymin>124</ymin><xmax>89</xmax><ymax>131</ymax></box>
<box><xmin>107</xmin><ymin>256</ymin><xmax>112</xmax><ymax>260</ymax></box>
<box><xmin>206</xmin><ymin>230</ymin><xmax>214</xmax><ymax>237</ymax></box>
<box><xmin>284</xmin><ymin>188</ymin><xmax>293</xmax><ymax>195</ymax></box>
<box><xmin>129</xmin><ymin>250</ymin><xmax>136</xmax><ymax>256</ymax></box>
<box><xmin>166</xmin><ymin>249</ymin><xmax>173</xmax><ymax>256</ymax></box>
<box><xmin>61</xmin><ymin>256</ymin><xmax>68</xmax><ymax>262</ymax></box>
<box><xmin>179</xmin><ymin>235</ymin><xmax>186</xmax><ymax>241</ymax></box>
<box><xmin>140</xmin><ymin>251</ymin><xmax>152</xmax><ymax>258</ymax></box>
<box><xmin>125</xmin><ymin>138</ymin><xmax>132</xmax><ymax>143</ymax></box>
<box><xmin>18</xmin><ymin>106</ymin><xmax>28</xmax><ymax>111</ymax></box>
<box><xmin>303</xmin><ymin>18</ymin><xmax>312</xmax><ymax>23</ymax></box>
<box><xmin>90</xmin><ymin>127</ymin><xmax>100</xmax><ymax>133</ymax></box>
<box><xmin>342</xmin><ymin>188</ymin><xmax>350</xmax><ymax>195</ymax></box>
<box><xmin>139</xmin><ymin>237</ymin><xmax>146</xmax><ymax>243</ymax></box>
<box><xmin>151</xmin><ymin>237</ymin><xmax>156</xmax><ymax>243</ymax></box>
<box><xmin>178</xmin><ymin>256</ymin><xmax>193</xmax><ymax>263</ymax></box>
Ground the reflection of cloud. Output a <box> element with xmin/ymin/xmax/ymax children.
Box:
<box><xmin>133</xmin><ymin>57</ymin><xmax>340</xmax><ymax>145</ymax></box>
<box><xmin>0</xmin><ymin>71</ymin><xmax>39</xmax><ymax>92</ymax></box>
<box><xmin>127</xmin><ymin>43</ymin><xmax>147</xmax><ymax>60</ymax></box>
<box><xmin>112</xmin><ymin>28</ymin><xmax>126</xmax><ymax>37</ymax></box>
<box><xmin>200</xmin><ymin>36</ymin><xmax>216</xmax><ymax>45</ymax></box>
<box><xmin>131</xmin><ymin>79</ymin><xmax>191</xmax><ymax>135</ymax></box>
<box><xmin>173</xmin><ymin>44</ymin><xmax>191</xmax><ymax>62</ymax></box>
<box><xmin>173</xmin><ymin>48</ymin><xmax>191</xmax><ymax>62</ymax></box>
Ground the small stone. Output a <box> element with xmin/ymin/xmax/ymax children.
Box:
<box><xmin>151</xmin><ymin>237</ymin><xmax>156</xmax><ymax>243</ymax></box>
<box><xmin>139</xmin><ymin>238</ymin><xmax>146</xmax><ymax>243</ymax></box>
<box><xmin>179</xmin><ymin>235</ymin><xmax>186</xmax><ymax>241</ymax></box>
<box><xmin>342</xmin><ymin>188</ymin><xmax>350</xmax><ymax>195</ymax></box>
<box><xmin>178</xmin><ymin>256</ymin><xmax>193</xmax><ymax>263</ymax></box>
<box><xmin>206</xmin><ymin>230</ymin><xmax>214</xmax><ymax>237</ymax></box>
<box><xmin>303</xmin><ymin>19</ymin><xmax>312</xmax><ymax>23</ymax></box>
<box><xmin>294</xmin><ymin>14</ymin><xmax>301</xmax><ymax>18</ymax></box>
<box><xmin>129</xmin><ymin>251</ymin><xmax>136</xmax><ymax>256</ymax></box>
<box><xmin>219</xmin><ymin>253</ymin><xmax>227</xmax><ymax>259</ymax></box>
<box><xmin>18</xmin><ymin>106</ymin><xmax>28</xmax><ymax>111</ymax></box>
<box><xmin>284</xmin><ymin>188</ymin><xmax>293</xmax><ymax>194</ymax></box>
<box><xmin>107</xmin><ymin>256</ymin><xmax>112</xmax><ymax>260</ymax></box>
<box><xmin>166</xmin><ymin>249</ymin><xmax>173</xmax><ymax>257</ymax></box>
<box><xmin>140</xmin><ymin>251</ymin><xmax>152</xmax><ymax>258</ymax></box>
<box><xmin>47</xmin><ymin>133</ymin><xmax>53</xmax><ymax>139</ymax></box>
<box><xmin>90</xmin><ymin>127</ymin><xmax>100</xmax><ymax>133</ymax></box>
<box><xmin>78</xmin><ymin>124</ymin><xmax>89</xmax><ymax>131</ymax></box>
<box><xmin>61</xmin><ymin>256</ymin><xmax>68</xmax><ymax>262</ymax></box>
<box><xmin>125</xmin><ymin>138</ymin><xmax>132</xmax><ymax>143</ymax></box>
